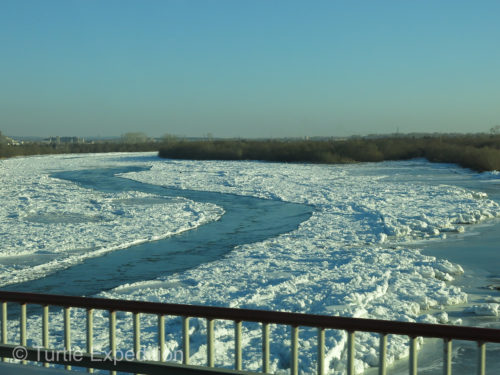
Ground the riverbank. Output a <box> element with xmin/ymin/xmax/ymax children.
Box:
<box><xmin>0</xmin><ymin>141</ymin><xmax>159</xmax><ymax>159</ymax></box>
<box><xmin>159</xmin><ymin>134</ymin><xmax>500</xmax><ymax>172</ymax></box>
<box><xmin>3</xmin><ymin>133</ymin><xmax>500</xmax><ymax>173</ymax></box>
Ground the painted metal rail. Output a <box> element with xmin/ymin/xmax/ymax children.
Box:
<box><xmin>0</xmin><ymin>290</ymin><xmax>499</xmax><ymax>374</ymax></box>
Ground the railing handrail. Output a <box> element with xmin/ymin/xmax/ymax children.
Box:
<box><xmin>1</xmin><ymin>290</ymin><xmax>499</xmax><ymax>344</ymax></box>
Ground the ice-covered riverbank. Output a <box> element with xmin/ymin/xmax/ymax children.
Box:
<box><xmin>1</xmin><ymin>153</ymin><xmax>499</xmax><ymax>373</ymax></box>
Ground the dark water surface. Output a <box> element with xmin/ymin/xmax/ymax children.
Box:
<box><xmin>5</xmin><ymin>166</ymin><xmax>312</xmax><ymax>296</ymax></box>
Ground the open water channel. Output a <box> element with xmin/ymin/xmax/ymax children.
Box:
<box><xmin>4</xmin><ymin>166</ymin><xmax>313</xmax><ymax>296</ymax></box>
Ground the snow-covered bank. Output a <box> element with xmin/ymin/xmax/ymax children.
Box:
<box><xmin>0</xmin><ymin>153</ymin><xmax>223</xmax><ymax>286</ymax></box>
<box><xmin>2</xmin><ymin>154</ymin><xmax>500</xmax><ymax>373</ymax></box>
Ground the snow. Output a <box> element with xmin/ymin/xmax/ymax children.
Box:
<box><xmin>466</xmin><ymin>304</ymin><xmax>499</xmax><ymax>316</ymax></box>
<box><xmin>1</xmin><ymin>154</ymin><xmax>500</xmax><ymax>374</ymax></box>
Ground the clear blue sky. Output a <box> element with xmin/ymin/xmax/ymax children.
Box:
<box><xmin>1</xmin><ymin>0</ymin><xmax>499</xmax><ymax>138</ymax></box>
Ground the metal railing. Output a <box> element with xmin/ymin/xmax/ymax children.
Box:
<box><xmin>0</xmin><ymin>290</ymin><xmax>499</xmax><ymax>374</ymax></box>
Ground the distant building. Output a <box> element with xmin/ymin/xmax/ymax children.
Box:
<box><xmin>6</xmin><ymin>137</ymin><xmax>23</xmax><ymax>145</ymax></box>
<box><xmin>0</xmin><ymin>133</ymin><xmax>22</xmax><ymax>145</ymax></box>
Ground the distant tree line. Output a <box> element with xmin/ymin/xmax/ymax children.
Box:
<box><xmin>3</xmin><ymin>132</ymin><xmax>500</xmax><ymax>172</ymax></box>
<box><xmin>0</xmin><ymin>140</ymin><xmax>159</xmax><ymax>159</ymax></box>
<box><xmin>159</xmin><ymin>134</ymin><xmax>500</xmax><ymax>172</ymax></box>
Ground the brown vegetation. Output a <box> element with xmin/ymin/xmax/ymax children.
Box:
<box><xmin>159</xmin><ymin>135</ymin><xmax>500</xmax><ymax>172</ymax></box>
<box><xmin>3</xmin><ymin>134</ymin><xmax>500</xmax><ymax>172</ymax></box>
<box><xmin>0</xmin><ymin>141</ymin><xmax>159</xmax><ymax>159</ymax></box>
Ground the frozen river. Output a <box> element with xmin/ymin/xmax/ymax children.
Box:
<box><xmin>4</xmin><ymin>166</ymin><xmax>311</xmax><ymax>296</ymax></box>
<box><xmin>353</xmin><ymin>164</ymin><xmax>500</xmax><ymax>374</ymax></box>
<box><xmin>1</xmin><ymin>153</ymin><xmax>500</xmax><ymax>373</ymax></box>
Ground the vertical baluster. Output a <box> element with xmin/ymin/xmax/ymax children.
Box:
<box><xmin>409</xmin><ymin>336</ymin><xmax>418</xmax><ymax>375</ymax></box>
<box><xmin>477</xmin><ymin>341</ymin><xmax>486</xmax><ymax>375</ymax></box>
<box><xmin>133</xmin><ymin>312</ymin><xmax>141</xmax><ymax>375</ymax></box>
<box><xmin>43</xmin><ymin>305</ymin><xmax>49</xmax><ymax>368</ymax></box>
<box><xmin>317</xmin><ymin>328</ymin><xmax>325</xmax><ymax>375</ymax></box>
<box><xmin>1</xmin><ymin>302</ymin><xmax>6</xmax><ymax>362</ymax></box>
<box><xmin>20</xmin><ymin>303</ymin><xmax>27</xmax><ymax>365</ymax></box>
<box><xmin>347</xmin><ymin>331</ymin><xmax>355</xmax><ymax>375</ymax></box>
<box><xmin>42</xmin><ymin>305</ymin><xmax>49</xmax><ymax>348</ymax></box>
<box><xmin>443</xmin><ymin>338</ymin><xmax>452</xmax><ymax>375</ymax></box>
<box><xmin>64</xmin><ymin>307</ymin><xmax>71</xmax><ymax>370</ymax></box>
<box><xmin>20</xmin><ymin>303</ymin><xmax>27</xmax><ymax>345</ymax></box>
<box><xmin>182</xmin><ymin>316</ymin><xmax>190</xmax><ymax>365</ymax></box>
<box><xmin>133</xmin><ymin>313</ymin><xmax>141</xmax><ymax>361</ymax></box>
<box><xmin>158</xmin><ymin>315</ymin><xmax>165</xmax><ymax>362</ymax></box>
<box><xmin>207</xmin><ymin>318</ymin><xmax>214</xmax><ymax>367</ymax></box>
<box><xmin>262</xmin><ymin>323</ymin><xmax>270</xmax><ymax>373</ymax></box>
<box><xmin>235</xmin><ymin>320</ymin><xmax>242</xmax><ymax>370</ymax></box>
<box><xmin>379</xmin><ymin>334</ymin><xmax>387</xmax><ymax>375</ymax></box>
<box><xmin>291</xmin><ymin>326</ymin><xmax>299</xmax><ymax>375</ymax></box>
<box><xmin>109</xmin><ymin>310</ymin><xmax>116</xmax><ymax>375</ymax></box>
<box><xmin>87</xmin><ymin>309</ymin><xmax>94</xmax><ymax>374</ymax></box>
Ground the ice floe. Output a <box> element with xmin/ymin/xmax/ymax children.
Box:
<box><xmin>466</xmin><ymin>304</ymin><xmax>499</xmax><ymax>316</ymax></box>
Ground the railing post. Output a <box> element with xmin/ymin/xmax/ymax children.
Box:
<box><xmin>133</xmin><ymin>312</ymin><xmax>141</xmax><ymax>375</ymax></box>
<box><xmin>379</xmin><ymin>333</ymin><xmax>387</xmax><ymax>375</ymax></box>
<box><xmin>235</xmin><ymin>320</ymin><xmax>242</xmax><ymax>370</ymax></box>
<box><xmin>317</xmin><ymin>328</ymin><xmax>325</xmax><ymax>375</ymax></box>
<box><xmin>182</xmin><ymin>316</ymin><xmax>190</xmax><ymax>365</ymax></box>
<box><xmin>109</xmin><ymin>310</ymin><xmax>116</xmax><ymax>375</ymax></box>
<box><xmin>207</xmin><ymin>318</ymin><xmax>214</xmax><ymax>367</ymax></box>
<box><xmin>42</xmin><ymin>305</ymin><xmax>49</xmax><ymax>347</ymax></box>
<box><xmin>133</xmin><ymin>312</ymin><xmax>141</xmax><ymax>360</ymax></box>
<box><xmin>477</xmin><ymin>341</ymin><xmax>486</xmax><ymax>375</ymax></box>
<box><xmin>158</xmin><ymin>314</ymin><xmax>165</xmax><ymax>362</ymax></box>
<box><xmin>20</xmin><ymin>303</ymin><xmax>27</xmax><ymax>365</ymax></box>
<box><xmin>409</xmin><ymin>336</ymin><xmax>418</xmax><ymax>375</ymax></box>
<box><xmin>87</xmin><ymin>308</ymin><xmax>94</xmax><ymax>373</ymax></box>
<box><xmin>1</xmin><ymin>302</ymin><xmax>6</xmax><ymax>362</ymax></box>
<box><xmin>291</xmin><ymin>325</ymin><xmax>299</xmax><ymax>375</ymax></box>
<box><xmin>20</xmin><ymin>303</ymin><xmax>27</xmax><ymax>346</ymax></box>
<box><xmin>64</xmin><ymin>306</ymin><xmax>71</xmax><ymax>370</ymax></box>
<box><xmin>347</xmin><ymin>331</ymin><xmax>355</xmax><ymax>375</ymax></box>
<box><xmin>43</xmin><ymin>305</ymin><xmax>49</xmax><ymax>368</ymax></box>
<box><xmin>443</xmin><ymin>338</ymin><xmax>452</xmax><ymax>375</ymax></box>
<box><xmin>262</xmin><ymin>323</ymin><xmax>270</xmax><ymax>373</ymax></box>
